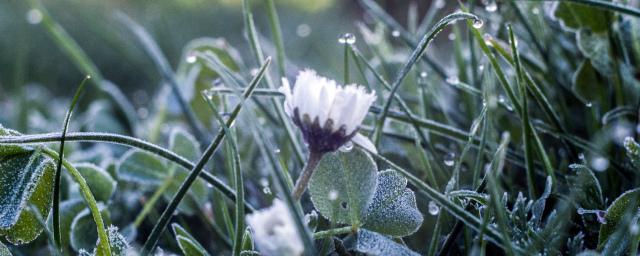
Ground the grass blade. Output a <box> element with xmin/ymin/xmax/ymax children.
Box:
<box><xmin>52</xmin><ymin>76</ymin><xmax>90</xmax><ymax>254</ymax></box>
<box><xmin>140</xmin><ymin>58</ymin><xmax>271</xmax><ymax>255</ymax></box>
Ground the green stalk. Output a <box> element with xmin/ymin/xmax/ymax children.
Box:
<box><xmin>133</xmin><ymin>175</ymin><xmax>174</xmax><ymax>228</ymax></box>
<box><xmin>140</xmin><ymin>58</ymin><xmax>270</xmax><ymax>255</ymax></box>
<box><xmin>43</xmin><ymin>149</ymin><xmax>111</xmax><ymax>256</ymax></box>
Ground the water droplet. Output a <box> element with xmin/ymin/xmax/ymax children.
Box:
<box><xmin>631</xmin><ymin>224</ymin><xmax>640</xmax><ymax>235</ymax></box>
<box><xmin>328</xmin><ymin>190</ymin><xmax>339</xmax><ymax>201</ymax></box>
<box><xmin>578</xmin><ymin>153</ymin><xmax>585</xmax><ymax>161</ymax></box>
<box><xmin>484</xmin><ymin>0</ymin><xmax>498</xmax><ymax>12</ymax></box>
<box><xmin>577</xmin><ymin>207</ymin><xmax>585</xmax><ymax>215</ymax></box>
<box><xmin>338</xmin><ymin>33</ymin><xmax>356</xmax><ymax>44</ymax></box>
<box><xmin>391</xmin><ymin>30</ymin><xmax>401</xmax><ymax>37</ymax></box>
<box><xmin>434</xmin><ymin>0</ymin><xmax>445</xmax><ymax>9</ymax></box>
<box><xmin>26</xmin><ymin>9</ymin><xmax>43</xmax><ymax>25</ymax></box>
<box><xmin>262</xmin><ymin>187</ymin><xmax>272</xmax><ymax>195</ymax></box>
<box><xmin>446</xmin><ymin>76</ymin><xmax>460</xmax><ymax>85</ymax></box>
<box><xmin>498</xmin><ymin>95</ymin><xmax>506</xmax><ymax>103</ymax></box>
<box><xmin>86</xmin><ymin>75</ymin><xmax>92</xmax><ymax>79</ymax></box>
<box><xmin>478</xmin><ymin>65</ymin><xmax>485</xmax><ymax>72</ymax></box>
<box><xmin>444</xmin><ymin>152</ymin><xmax>456</xmax><ymax>167</ymax></box>
<box><xmin>448</xmin><ymin>33</ymin><xmax>456</xmax><ymax>41</ymax></box>
<box><xmin>296</xmin><ymin>23</ymin><xmax>311</xmax><ymax>37</ymax></box>
<box><xmin>532</xmin><ymin>7</ymin><xmax>540</xmax><ymax>15</ymax></box>
<box><xmin>591</xmin><ymin>156</ymin><xmax>609</xmax><ymax>172</ymax></box>
<box><xmin>339</xmin><ymin>141</ymin><xmax>353</xmax><ymax>152</ymax></box>
<box><xmin>472</xmin><ymin>19</ymin><xmax>484</xmax><ymax>29</ymax></box>
<box><xmin>483</xmin><ymin>34</ymin><xmax>494</xmax><ymax>47</ymax></box>
<box><xmin>186</xmin><ymin>54</ymin><xmax>197</xmax><ymax>63</ymax></box>
<box><xmin>420</xmin><ymin>71</ymin><xmax>428</xmax><ymax>78</ymax></box>
<box><xmin>428</xmin><ymin>201</ymin><xmax>440</xmax><ymax>215</ymax></box>
<box><xmin>585</xmin><ymin>102</ymin><xmax>593</xmax><ymax>108</ymax></box>
<box><xmin>273</xmin><ymin>148</ymin><xmax>281</xmax><ymax>154</ymax></box>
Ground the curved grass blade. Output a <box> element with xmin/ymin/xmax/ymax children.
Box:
<box><xmin>372</xmin><ymin>11</ymin><xmax>480</xmax><ymax>144</ymax></box>
<box><xmin>0</xmin><ymin>132</ymin><xmax>256</xmax><ymax>213</ymax></box>
<box><xmin>52</xmin><ymin>76</ymin><xmax>90</xmax><ymax>254</ymax></box>
<box><xmin>140</xmin><ymin>58</ymin><xmax>270</xmax><ymax>255</ymax></box>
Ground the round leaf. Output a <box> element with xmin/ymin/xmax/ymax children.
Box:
<box><xmin>117</xmin><ymin>150</ymin><xmax>167</xmax><ymax>185</ymax></box>
<box><xmin>70</xmin><ymin>206</ymin><xmax>111</xmax><ymax>252</ymax></box>
<box><xmin>355</xmin><ymin>229</ymin><xmax>420</xmax><ymax>256</ymax></box>
<box><xmin>309</xmin><ymin>149</ymin><xmax>378</xmax><ymax>226</ymax></box>
<box><xmin>75</xmin><ymin>163</ymin><xmax>116</xmax><ymax>202</ymax></box>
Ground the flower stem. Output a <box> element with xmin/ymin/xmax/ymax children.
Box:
<box><xmin>313</xmin><ymin>226</ymin><xmax>354</xmax><ymax>239</ymax></box>
<box><xmin>292</xmin><ymin>151</ymin><xmax>323</xmax><ymax>200</ymax></box>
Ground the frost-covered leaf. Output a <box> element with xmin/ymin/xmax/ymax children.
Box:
<box><xmin>75</xmin><ymin>163</ymin><xmax>116</xmax><ymax>202</ymax></box>
<box><xmin>355</xmin><ymin>229</ymin><xmax>419</xmax><ymax>256</ymax></box>
<box><xmin>577</xmin><ymin>29</ymin><xmax>613</xmax><ymax>75</ymax></box>
<box><xmin>598</xmin><ymin>188</ymin><xmax>640</xmax><ymax>249</ymax></box>
<box><xmin>530</xmin><ymin>176</ymin><xmax>553</xmax><ymax>228</ymax></box>
<box><xmin>569</xmin><ymin>164</ymin><xmax>604</xmax><ymax>209</ymax></box>
<box><xmin>624</xmin><ymin>137</ymin><xmax>640</xmax><ymax>170</ymax></box>
<box><xmin>70</xmin><ymin>206</ymin><xmax>111</xmax><ymax>252</ymax></box>
<box><xmin>553</xmin><ymin>2</ymin><xmax>611</xmax><ymax>33</ymax></box>
<box><xmin>95</xmin><ymin>226</ymin><xmax>129</xmax><ymax>256</ymax></box>
<box><xmin>83</xmin><ymin>100</ymin><xmax>126</xmax><ymax>134</ymax></box>
<box><xmin>572</xmin><ymin>59</ymin><xmax>605</xmax><ymax>106</ymax></box>
<box><xmin>363</xmin><ymin>170</ymin><xmax>423</xmax><ymax>237</ymax></box>
<box><xmin>0</xmin><ymin>150</ymin><xmax>55</xmax><ymax>245</ymax></box>
<box><xmin>309</xmin><ymin>149</ymin><xmax>377</xmax><ymax>226</ymax></box>
<box><xmin>173</xmin><ymin>223</ymin><xmax>209</xmax><ymax>256</ymax></box>
<box><xmin>117</xmin><ymin>150</ymin><xmax>167</xmax><ymax>185</ymax></box>
<box><xmin>169</xmin><ymin>128</ymin><xmax>201</xmax><ymax>162</ymax></box>
<box><xmin>0</xmin><ymin>241</ymin><xmax>10</xmax><ymax>256</ymax></box>
<box><xmin>0</xmin><ymin>125</ymin><xmax>29</xmax><ymax>156</ymax></box>
<box><xmin>239</xmin><ymin>251</ymin><xmax>260</xmax><ymax>256</ymax></box>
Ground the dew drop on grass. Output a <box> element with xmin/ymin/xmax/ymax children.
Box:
<box><xmin>443</xmin><ymin>152</ymin><xmax>456</xmax><ymax>167</ymax></box>
<box><xmin>273</xmin><ymin>148</ymin><xmax>281</xmax><ymax>154</ymax></box>
<box><xmin>448</xmin><ymin>33</ymin><xmax>456</xmax><ymax>41</ymax></box>
<box><xmin>338</xmin><ymin>33</ymin><xmax>356</xmax><ymax>44</ymax></box>
<box><xmin>631</xmin><ymin>224</ymin><xmax>639</xmax><ymax>235</ymax></box>
<box><xmin>484</xmin><ymin>0</ymin><xmax>498</xmax><ymax>12</ymax></box>
<box><xmin>428</xmin><ymin>201</ymin><xmax>440</xmax><ymax>215</ymax></box>
<box><xmin>296</xmin><ymin>24</ymin><xmax>311</xmax><ymax>38</ymax></box>
<box><xmin>419</xmin><ymin>71</ymin><xmax>428</xmax><ymax>78</ymax></box>
<box><xmin>585</xmin><ymin>102</ymin><xmax>593</xmax><ymax>108</ymax></box>
<box><xmin>590</xmin><ymin>156</ymin><xmax>609</xmax><ymax>172</ymax></box>
<box><xmin>339</xmin><ymin>141</ymin><xmax>353</xmax><ymax>152</ymax></box>
<box><xmin>262</xmin><ymin>187</ymin><xmax>272</xmax><ymax>195</ymax></box>
<box><xmin>578</xmin><ymin>153</ymin><xmax>585</xmax><ymax>161</ymax></box>
<box><xmin>26</xmin><ymin>9</ymin><xmax>43</xmax><ymax>25</ymax></box>
<box><xmin>391</xmin><ymin>30</ymin><xmax>400</xmax><ymax>38</ymax></box>
<box><xmin>446</xmin><ymin>76</ymin><xmax>460</xmax><ymax>85</ymax></box>
<box><xmin>434</xmin><ymin>0</ymin><xmax>445</xmax><ymax>9</ymax></box>
<box><xmin>472</xmin><ymin>19</ymin><xmax>484</xmax><ymax>29</ymax></box>
<box><xmin>186</xmin><ymin>54</ymin><xmax>197</xmax><ymax>64</ymax></box>
<box><xmin>577</xmin><ymin>207</ymin><xmax>585</xmax><ymax>215</ymax></box>
<box><xmin>532</xmin><ymin>7</ymin><xmax>540</xmax><ymax>15</ymax></box>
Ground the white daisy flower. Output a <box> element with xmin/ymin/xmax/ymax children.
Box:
<box><xmin>280</xmin><ymin>69</ymin><xmax>377</xmax><ymax>154</ymax></box>
<box><xmin>246</xmin><ymin>199</ymin><xmax>304</xmax><ymax>256</ymax></box>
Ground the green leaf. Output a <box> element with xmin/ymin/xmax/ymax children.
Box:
<box><xmin>0</xmin><ymin>125</ymin><xmax>29</xmax><ymax>156</ymax></box>
<box><xmin>117</xmin><ymin>150</ymin><xmax>167</xmax><ymax>185</ymax></box>
<box><xmin>569</xmin><ymin>164</ymin><xmax>604</xmax><ymax>209</ymax></box>
<box><xmin>169</xmin><ymin>128</ymin><xmax>201</xmax><ymax>162</ymax></box>
<box><xmin>573</xmin><ymin>59</ymin><xmax>605</xmax><ymax>106</ymax></box>
<box><xmin>577</xmin><ymin>29</ymin><xmax>613</xmax><ymax>75</ymax></box>
<box><xmin>624</xmin><ymin>137</ymin><xmax>640</xmax><ymax>170</ymax></box>
<box><xmin>176</xmin><ymin>235</ymin><xmax>210</xmax><ymax>256</ymax></box>
<box><xmin>598</xmin><ymin>188</ymin><xmax>640</xmax><ymax>249</ymax></box>
<box><xmin>363</xmin><ymin>170</ymin><xmax>423</xmax><ymax>237</ymax></box>
<box><xmin>74</xmin><ymin>163</ymin><xmax>116</xmax><ymax>202</ymax></box>
<box><xmin>355</xmin><ymin>229</ymin><xmax>419</xmax><ymax>256</ymax></box>
<box><xmin>553</xmin><ymin>2</ymin><xmax>612</xmax><ymax>33</ymax></box>
<box><xmin>70</xmin><ymin>206</ymin><xmax>111</xmax><ymax>252</ymax></box>
<box><xmin>0</xmin><ymin>240</ymin><xmax>10</xmax><ymax>256</ymax></box>
<box><xmin>0</xmin><ymin>150</ymin><xmax>55</xmax><ymax>245</ymax></box>
<box><xmin>309</xmin><ymin>149</ymin><xmax>378</xmax><ymax>226</ymax></box>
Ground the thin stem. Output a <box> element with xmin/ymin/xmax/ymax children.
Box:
<box><xmin>292</xmin><ymin>151</ymin><xmax>324</xmax><ymax>200</ymax></box>
<box><xmin>265</xmin><ymin>0</ymin><xmax>286</xmax><ymax>77</ymax></box>
<box><xmin>313</xmin><ymin>226</ymin><xmax>354</xmax><ymax>239</ymax></box>
<box><xmin>133</xmin><ymin>174</ymin><xmax>174</xmax><ymax>228</ymax></box>
<box><xmin>42</xmin><ymin>149</ymin><xmax>112</xmax><ymax>256</ymax></box>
